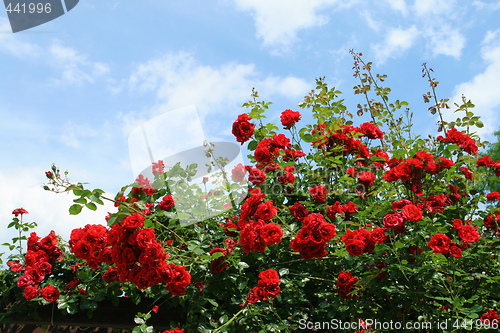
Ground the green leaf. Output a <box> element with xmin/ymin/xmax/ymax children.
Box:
<box><xmin>73</xmin><ymin>198</ymin><xmax>87</xmax><ymax>204</ymax></box>
<box><xmin>208</xmin><ymin>299</ymin><xmax>218</xmax><ymax>307</ymax></box>
<box><xmin>248</xmin><ymin>141</ymin><xmax>258</xmax><ymax>151</ymax></box>
<box><xmin>301</xmin><ymin>133</ymin><xmax>312</xmax><ymax>143</ymax></box>
<box><xmin>219</xmin><ymin>314</ymin><xmax>228</xmax><ymax>324</ymax></box>
<box><xmin>86</xmin><ymin>202</ymin><xmax>97</xmax><ymax>211</ymax></box>
<box><xmin>211</xmin><ymin>252</ymin><xmax>225</xmax><ymax>260</ymax></box>
<box><xmin>69</xmin><ymin>204</ymin><xmax>83</xmax><ymax>215</ymax></box>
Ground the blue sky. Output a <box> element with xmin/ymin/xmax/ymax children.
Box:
<box><xmin>1</xmin><ymin>0</ymin><xmax>500</xmax><ymax>259</ymax></box>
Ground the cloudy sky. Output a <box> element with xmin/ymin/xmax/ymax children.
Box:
<box><xmin>1</xmin><ymin>0</ymin><xmax>500</xmax><ymax>261</ymax></box>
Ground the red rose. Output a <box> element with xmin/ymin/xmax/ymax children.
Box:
<box><xmin>224</xmin><ymin>222</ymin><xmax>239</xmax><ymax>237</ymax></box>
<box><xmin>280</xmin><ymin>109</ymin><xmax>301</xmax><ymax>129</ymax></box>
<box><xmin>458</xmin><ymin>224</ymin><xmax>480</xmax><ymax>243</ymax></box>
<box><xmin>254</xmin><ymin>201</ymin><xmax>277</xmax><ymax>221</ymax></box>
<box><xmin>337</xmin><ymin>270</ymin><xmax>353</xmax><ymax>287</ymax></box>
<box><xmin>231</xmin><ymin>163</ymin><xmax>247</xmax><ymax>182</ymax></box>
<box><xmin>370</xmin><ymin>227</ymin><xmax>386</xmax><ymax>244</ymax></box>
<box><xmin>460</xmin><ymin>166</ymin><xmax>473</xmax><ymax>180</ymax></box>
<box><xmin>40</xmin><ymin>231</ymin><xmax>57</xmax><ymax>251</ymax></box>
<box><xmin>345</xmin><ymin>239</ymin><xmax>365</xmax><ymax>257</ymax></box>
<box><xmin>392</xmin><ymin>163</ymin><xmax>412</xmax><ymax>182</ymax></box>
<box><xmin>167</xmin><ymin>265</ymin><xmax>191</xmax><ymax>296</ymax></box>
<box><xmin>35</xmin><ymin>261</ymin><xmax>52</xmax><ymax>276</ymax></box>
<box><xmin>159</xmin><ymin>194</ymin><xmax>175</xmax><ymax>211</ymax></box>
<box><xmin>317</xmin><ymin>222</ymin><xmax>336</xmax><ymax>242</ymax></box>
<box><xmin>41</xmin><ymin>284</ymin><xmax>60</xmax><ymax>303</ymax></box>
<box><xmin>309</xmin><ymin>185</ymin><xmax>327</xmax><ymax>203</ymax></box>
<box><xmin>121</xmin><ymin>212</ymin><xmax>146</xmax><ymax>229</ymax></box>
<box><xmin>258</xmin><ymin>269</ymin><xmax>280</xmax><ymax>285</ymax></box>
<box><xmin>247</xmin><ymin>286</ymin><xmax>268</xmax><ymax>303</ymax></box>
<box><xmin>12</xmin><ymin>207</ymin><xmax>29</xmax><ymax>217</ymax></box>
<box><xmin>260</xmin><ymin>223</ymin><xmax>283</xmax><ymax>245</ymax></box>
<box><xmin>209</xmin><ymin>246</ymin><xmax>228</xmax><ymax>274</ymax></box>
<box><xmin>449</xmin><ymin>245</ymin><xmax>462</xmax><ymax>258</ymax></box>
<box><xmin>402</xmin><ymin>204</ymin><xmax>423</xmax><ymax>222</ymax></box>
<box><xmin>278</xmin><ymin>172</ymin><xmax>295</xmax><ymax>185</ymax></box>
<box><xmin>103</xmin><ymin>267</ymin><xmax>119</xmax><ymax>283</ymax></box>
<box><xmin>428</xmin><ymin>233</ymin><xmax>451</xmax><ymax>254</ymax></box>
<box><xmin>383</xmin><ymin>211</ymin><xmax>405</xmax><ymax>229</ymax></box>
<box><xmin>248</xmin><ymin>168</ymin><xmax>266</xmax><ymax>185</ymax></box>
<box><xmin>359</xmin><ymin>122</ymin><xmax>383</xmax><ymax>140</ymax></box>
<box><xmin>477</xmin><ymin>155</ymin><xmax>494</xmax><ymax>167</ymax></box>
<box><xmin>232</xmin><ymin>113</ymin><xmax>254</xmax><ymax>145</ymax></box>
<box><xmin>358</xmin><ymin>172</ymin><xmax>376</xmax><ymax>188</ymax></box>
<box><xmin>271</xmin><ymin>133</ymin><xmax>291</xmax><ymax>149</ymax></box>
<box><xmin>24</xmin><ymin>285</ymin><xmax>38</xmax><ymax>300</ymax></box>
<box><xmin>289</xmin><ymin>202</ymin><xmax>309</xmax><ymax>222</ymax></box>
<box><xmin>8</xmin><ymin>260</ymin><xmax>23</xmax><ymax>272</ymax></box>
<box><xmin>254</xmin><ymin>146</ymin><xmax>272</xmax><ymax>164</ymax></box>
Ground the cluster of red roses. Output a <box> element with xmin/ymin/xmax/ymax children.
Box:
<box><xmin>477</xmin><ymin>155</ymin><xmax>500</xmax><ymax>177</ymax></box>
<box><xmin>326</xmin><ymin>201</ymin><xmax>358</xmax><ymax>220</ymax></box>
<box><xmin>236</xmin><ymin>188</ymin><xmax>283</xmax><ymax>254</ymax></box>
<box><xmin>70</xmin><ymin>211</ymin><xmax>190</xmax><ymax>296</ymax></box>
<box><xmin>341</xmin><ymin>226</ymin><xmax>386</xmax><ymax>257</ymax></box>
<box><xmin>246</xmin><ymin>269</ymin><xmax>281</xmax><ymax>304</ymax></box>
<box><xmin>427</xmin><ymin>219</ymin><xmax>480</xmax><ymax>258</ymax></box>
<box><xmin>383</xmin><ymin>150</ymin><xmax>456</xmax><ymax>196</ymax></box>
<box><xmin>481</xmin><ymin>309</ymin><xmax>499</xmax><ymax>325</ymax></box>
<box><xmin>382</xmin><ymin>201</ymin><xmax>423</xmax><ymax>234</ymax></box>
<box><xmin>15</xmin><ymin>230</ymin><xmax>63</xmax><ymax>302</ymax></box>
<box><xmin>337</xmin><ymin>270</ymin><xmax>360</xmax><ymax>299</ymax></box>
<box><xmin>437</xmin><ymin>127</ymin><xmax>478</xmax><ymax>155</ymax></box>
<box><xmin>312</xmin><ymin>123</ymin><xmax>380</xmax><ymax>159</ymax></box>
<box><xmin>290</xmin><ymin>213</ymin><xmax>336</xmax><ymax>260</ymax></box>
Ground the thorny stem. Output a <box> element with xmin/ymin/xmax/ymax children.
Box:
<box><xmin>203</xmin><ymin>141</ymin><xmax>238</xmax><ymax>212</ymax></box>
<box><xmin>213</xmin><ymin>308</ymin><xmax>245</xmax><ymax>333</ymax></box>
<box><xmin>350</xmin><ymin>50</ymin><xmax>387</xmax><ymax>147</ymax></box>
<box><xmin>422</xmin><ymin>63</ymin><xmax>446</xmax><ymax>133</ymax></box>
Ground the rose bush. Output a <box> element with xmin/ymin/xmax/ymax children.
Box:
<box><xmin>2</xmin><ymin>52</ymin><xmax>500</xmax><ymax>332</ymax></box>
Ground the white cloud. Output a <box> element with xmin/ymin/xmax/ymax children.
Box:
<box><xmin>361</xmin><ymin>10</ymin><xmax>381</xmax><ymax>32</ymax></box>
<box><xmin>124</xmin><ymin>51</ymin><xmax>310</xmax><ymax>173</ymax></box>
<box><xmin>0</xmin><ymin>18</ymin><xmax>42</xmax><ymax>57</ymax></box>
<box><xmin>425</xmin><ymin>25</ymin><xmax>465</xmax><ymax>59</ymax></box>
<box><xmin>386</xmin><ymin>0</ymin><xmax>408</xmax><ymax>15</ymax></box>
<box><xmin>413</xmin><ymin>0</ymin><xmax>455</xmax><ymax>16</ymax></box>
<box><xmin>472</xmin><ymin>0</ymin><xmax>500</xmax><ymax>11</ymax></box>
<box><xmin>450</xmin><ymin>29</ymin><xmax>500</xmax><ymax>139</ymax></box>
<box><xmin>128</xmin><ymin>51</ymin><xmax>309</xmax><ymax>121</ymax></box>
<box><xmin>371</xmin><ymin>25</ymin><xmax>419</xmax><ymax>64</ymax></box>
<box><xmin>59</xmin><ymin>121</ymin><xmax>102</xmax><ymax>149</ymax></box>
<box><xmin>49</xmin><ymin>40</ymin><xmax>111</xmax><ymax>85</ymax></box>
<box><xmin>232</xmin><ymin>0</ymin><xmax>355</xmax><ymax>50</ymax></box>
<box><xmin>0</xmin><ymin>167</ymin><xmax>115</xmax><ymax>263</ymax></box>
